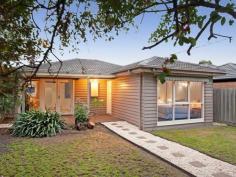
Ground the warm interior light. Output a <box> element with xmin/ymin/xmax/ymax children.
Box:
<box><xmin>180</xmin><ymin>82</ymin><xmax>188</xmax><ymax>87</ymax></box>
<box><xmin>120</xmin><ymin>82</ymin><xmax>128</xmax><ymax>88</ymax></box>
<box><xmin>90</xmin><ymin>79</ymin><xmax>99</xmax><ymax>97</ymax></box>
<box><xmin>191</xmin><ymin>102</ymin><xmax>201</xmax><ymax>108</ymax></box>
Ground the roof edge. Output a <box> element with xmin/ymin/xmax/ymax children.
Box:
<box><xmin>33</xmin><ymin>72</ymin><xmax>116</xmax><ymax>79</ymax></box>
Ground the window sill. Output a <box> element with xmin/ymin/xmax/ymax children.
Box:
<box><xmin>157</xmin><ymin>118</ymin><xmax>204</xmax><ymax>126</ymax></box>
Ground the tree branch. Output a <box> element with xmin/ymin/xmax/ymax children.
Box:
<box><xmin>142</xmin><ymin>32</ymin><xmax>176</xmax><ymax>50</ymax></box>
<box><xmin>187</xmin><ymin>19</ymin><xmax>211</xmax><ymax>55</ymax></box>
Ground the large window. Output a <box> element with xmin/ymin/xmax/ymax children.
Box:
<box><xmin>157</xmin><ymin>80</ymin><xmax>204</xmax><ymax>124</ymax></box>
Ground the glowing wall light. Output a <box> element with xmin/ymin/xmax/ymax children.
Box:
<box><xmin>90</xmin><ymin>79</ymin><xmax>99</xmax><ymax>97</ymax></box>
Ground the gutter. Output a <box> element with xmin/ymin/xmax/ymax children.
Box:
<box><xmin>213</xmin><ymin>78</ymin><xmax>236</xmax><ymax>82</ymax></box>
<box><xmin>31</xmin><ymin>73</ymin><xmax>116</xmax><ymax>79</ymax></box>
<box><xmin>113</xmin><ymin>66</ymin><xmax>226</xmax><ymax>76</ymax></box>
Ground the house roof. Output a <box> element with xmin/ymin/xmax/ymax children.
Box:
<box><xmin>214</xmin><ymin>63</ymin><xmax>236</xmax><ymax>80</ymax></box>
<box><xmin>113</xmin><ymin>56</ymin><xmax>225</xmax><ymax>75</ymax></box>
<box><xmin>31</xmin><ymin>56</ymin><xmax>224</xmax><ymax>77</ymax></box>
<box><xmin>36</xmin><ymin>58</ymin><xmax>122</xmax><ymax>75</ymax></box>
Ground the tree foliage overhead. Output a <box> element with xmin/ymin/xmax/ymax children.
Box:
<box><xmin>0</xmin><ymin>0</ymin><xmax>235</xmax><ymax>77</ymax></box>
<box><xmin>199</xmin><ymin>60</ymin><xmax>213</xmax><ymax>65</ymax></box>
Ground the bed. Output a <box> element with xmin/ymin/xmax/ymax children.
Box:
<box><xmin>158</xmin><ymin>105</ymin><xmax>201</xmax><ymax>121</ymax></box>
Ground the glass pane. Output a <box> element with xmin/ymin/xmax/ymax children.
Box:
<box><xmin>45</xmin><ymin>82</ymin><xmax>57</xmax><ymax>111</ymax></box>
<box><xmin>158</xmin><ymin>105</ymin><xmax>173</xmax><ymax>121</ymax></box>
<box><xmin>175</xmin><ymin>81</ymin><xmax>188</xmax><ymax>102</ymax></box>
<box><xmin>158</xmin><ymin>81</ymin><xmax>173</xmax><ymax>104</ymax></box>
<box><xmin>174</xmin><ymin>105</ymin><xmax>188</xmax><ymax>120</ymax></box>
<box><xmin>65</xmin><ymin>82</ymin><xmax>72</xmax><ymax>98</ymax></box>
<box><xmin>59</xmin><ymin>81</ymin><xmax>73</xmax><ymax>114</ymax></box>
<box><xmin>190</xmin><ymin>82</ymin><xmax>202</xmax><ymax>103</ymax></box>
<box><xmin>190</xmin><ymin>104</ymin><xmax>202</xmax><ymax>119</ymax></box>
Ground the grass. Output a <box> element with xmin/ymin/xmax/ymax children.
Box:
<box><xmin>153</xmin><ymin>125</ymin><xmax>236</xmax><ymax>165</ymax></box>
<box><xmin>0</xmin><ymin>126</ymin><xmax>188</xmax><ymax>177</ymax></box>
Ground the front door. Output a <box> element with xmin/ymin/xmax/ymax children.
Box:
<box><xmin>44</xmin><ymin>80</ymin><xmax>57</xmax><ymax>112</ymax></box>
<box><xmin>43</xmin><ymin>79</ymin><xmax>74</xmax><ymax>115</ymax></box>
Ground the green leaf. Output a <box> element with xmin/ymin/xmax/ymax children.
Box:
<box><xmin>221</xmin><ymin>17</ymin><xmax>226</xmax><ymax>25</ymax></box>
<box><xmin>189</xmin><ymin>37</ymin><xmax>196</xmax><ymax>46</ymax></box>
<box><xmin>159</xmin><ymin>73</ymin><xmax>167</xmax><ymax>84</ymax></box>
<box><xmin>170</xmin><ymin>54</ymin><xmax>177</xmax><ymax>63</ymax></box>
<box><xmin>229</xmin><ymin>19</ymin><xmax>234</xmax><ymax>26</ymax></box>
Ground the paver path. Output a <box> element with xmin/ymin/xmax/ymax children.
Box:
<box><xmin>0</xmin><ymin>124</ymin><xmax>12</xmax><ymax>129</ymax></box>
<box><xmin>102</xmin><ymin>121</ymin><xmax>236</xmax><ymax>177</ymax></box>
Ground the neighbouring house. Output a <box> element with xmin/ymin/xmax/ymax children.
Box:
<box><xmin>213</xmin><ymin>63</ymin><xmax>236</xmax><ymax>89</ymax></box>
<box><xmin>24</xmin><ymin>56</ymin><xmax>224</xmax><ymax>131</ymax></box>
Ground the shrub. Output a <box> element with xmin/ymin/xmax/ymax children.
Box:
<box><xmin>74</xmin><ymin>104</ymin><xmax>88</xmax><ymax>123</ymax></box>
<box><xmin>11</xmin><ymin>110</ymin><xmax>64</xmax><ymax>138</ymax></box>
<box><xmin>0</xmin><ymin>94</ymin><xmax>19</xmax><ymax>121</ymax></box>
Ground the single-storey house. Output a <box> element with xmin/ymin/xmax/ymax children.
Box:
<box><xmin>213</xmin><ymin>63</ymin><xmax>236</xmax><ymax>89</ymax></box>
<box><xmin>26</xmin><ymin>56</ymin><xmax>224</xmax><ymax>131</ymax></box>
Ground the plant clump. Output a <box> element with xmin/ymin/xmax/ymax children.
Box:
<box><xmin>11</xmin><ymin>110</ymin><xmax>64</xmax><ymax>138</ymax></box>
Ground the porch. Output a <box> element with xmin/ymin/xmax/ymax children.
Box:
<box><xmin>27</xmin><ymin>78</ymin><xmax>112</xmax><ymax>116</ymax></box>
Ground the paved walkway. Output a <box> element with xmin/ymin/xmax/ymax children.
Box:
<box><xmin>0</xmin><ymin>124</ymin><xmax>12</xmax><ymax>129</ymax></box>
<box><xmin>102</xmin><ymin>121</ymin><xmax>236</xmax><ymax>177</ymax></box>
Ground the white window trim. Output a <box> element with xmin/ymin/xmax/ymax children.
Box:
<box><xmin>157</xmin><ymin>118</ymin><xmax>204</xmax><ymax>126</ymax></box>
<box><xmin>157</xmin><ymin>80</ymin><xmax>205</xmax><ymax>126</ymax></box>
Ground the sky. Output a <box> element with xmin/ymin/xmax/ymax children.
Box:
<box><xmin>37</xmin><ymin>3</ymin><xmax>236</xmax><ymax>66</ymax></box>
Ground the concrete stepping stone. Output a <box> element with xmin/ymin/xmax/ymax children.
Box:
<box><xmin>136</xmin><ymin>136</ymin><xmax>146</xmax><ymax>139</ymax></box>
<box><xmin>116</xmin><ymin>126</ymin><xmax>123</xmax><ymax>128</ymax></box>
<box><xmin>129</xmin><ymin>132</ymin><xmax>137</xmax><ymax>135</ymax></box>
<box><xmin>157</xmin><ymin>146</ymin><xmax>168</xmax><ymax>150</ymax></box>
<box><xmin>212</xmin><ymin>172</ymin><xmax>232</xmax><ymax>177</ymax></box>
<box><xmin>189</xmin><ymin>161</ymin><xmax>206</xmax><ymax>168</ymax></box>
<box><xmin>145</xmin><ymin>140</ymin><xmax>156</xmax><ymax>143</ymax></box>
<box><xmin>171</xmin><ymin>152</ymin><xmax>185</xmax><ymax>157</ymax></box>
<box><xmin>122</xmin><ymin>128</ymin><xmax>129</xmax><ymax>131</ymax></box>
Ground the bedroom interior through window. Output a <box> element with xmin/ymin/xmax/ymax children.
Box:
<box><xmin>157</xmin><ymin>80</ymin><xmax>204</xmax><ymax>124</ymax></box>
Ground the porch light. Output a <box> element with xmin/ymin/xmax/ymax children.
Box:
<box><xmin>90</xmin><ymin>79</ymin><xmax>99</xmax><ymax>97</ymax></box>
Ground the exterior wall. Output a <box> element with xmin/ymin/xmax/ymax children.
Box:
<box><xmin>141</xmin><ymin>73</ymin><xmax>157</xmax><ymax>130</ymax></box>
<box><xmin>112</xmin><ymin>74</ymin><xmax>141</xmax><ymax>127</ymax></box>
<box><xmin>213</xmin><ymin>81</ymin><xmax>236</xmax><ymax>89</ymax></box>
<box><xmin>204</xmin><ymin>79</ymin><xmax>213</xmax><ymax>122</ymax></box>
<box><xmin>74</xmin><ymin>79</ymin><xmax>88</xmax><ymax>105</ymax></box>
<box><xmin>141</xmin><ymin>73</ymin><xmax>214</xmax><ymax>131</ymax></box>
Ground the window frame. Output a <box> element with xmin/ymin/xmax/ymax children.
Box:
<box><xmin>157</xmin><ymin>80</ymin><xmax>205</xmax><ymax>126</ymax></box>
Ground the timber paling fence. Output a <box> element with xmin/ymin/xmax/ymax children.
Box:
<box><xmin>213</xmin><ymin>88</ymin><xmax>236</xmax><ymax>125</ymax></box>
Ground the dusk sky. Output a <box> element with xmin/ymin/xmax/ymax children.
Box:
<box><xmin>38</xmin><ymin>7</ymin><xmax>236</xmax><ymax>66</ymax></box>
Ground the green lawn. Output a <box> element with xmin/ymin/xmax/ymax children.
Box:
<box><xmin>0</xmin><ymin>126</ymin><xmax>188</xmax><ymax>177</ymax></box>
<box><xmin>153</xmin><ymin>125</ymin><xmax>236</xmax><ymax>165</ymax></box>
